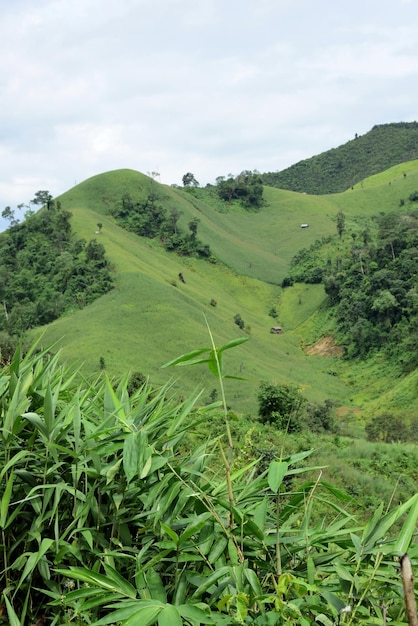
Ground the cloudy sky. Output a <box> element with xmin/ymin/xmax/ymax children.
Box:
<box><xmin>1</xmin><ymin>0</ymin><xmax>418</xmax><ymax>225</ymax></box>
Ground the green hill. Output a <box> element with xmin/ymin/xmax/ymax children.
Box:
<box><xmin>22</xmin><ymin>161</ymin><xmax>418</xmax><ymax>418</ymax></box>
<box><xmin>261</xmin><ymin>121</ymin><xmax>418</xmax><ymax>194</ymax></box>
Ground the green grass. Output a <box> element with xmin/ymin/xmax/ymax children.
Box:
<box><xmin>30</xmin><ymin>162</ymin><xmax>418</xmax><ymax>417</ymax></box>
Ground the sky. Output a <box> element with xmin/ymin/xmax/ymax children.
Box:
<box><xmin>1</xmin><ymin>0</ymin><xmax>418</xmax><ymax>228</ymax></box>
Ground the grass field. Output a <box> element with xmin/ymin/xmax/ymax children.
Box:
<box><xmin>30</xmin><ymin>163</ymin><xmax>418</xmax><ymax>416</ymax></box>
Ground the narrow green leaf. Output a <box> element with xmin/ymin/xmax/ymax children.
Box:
<box><xmin>207</xmin><ymin>350</ymin><xmax>221</xmax><ymax>379</ymax></box>
<box><xmin>244</xmin><ymin>568</ymin><xmax>263</xmax><ymax>597</ymax></box>
<box><xmin>56</xmin><ymin>567</ymin><xmax>135</xmax><ymax>597</ymax></box>
<box><xmin>43</xmin><ymin>382</ymin><xmax>55</xmax><ymax>436</ymax></box>
<box><xmin>363</xmin><ymin>493</ymin><xmax>418</xmax><ymax>550</ymax></box>
<box><xmin>320</xmin><ymin>591</ymin><xmax>347</xmax><ymax>615</ymax></box>
<box><xmin>146</xmin><ymin>567</ymin><xmax>167</xmax><ymax>603</ymax></box>
<box><xmin>123</xmin><ymin>432</ymin><xmax>138</xmax><ymax>483</ymax></box>
<box><xmin>218</xmin><ymin>336</ymin><xmax>250</xmax><ymax>352</ymax></box>
<box><xmin>161</xmin><ymin>348</ymin><xmax>210</xmax><ymax>368</ymax></box>
<box><xmin>178</xmin><ymin>513</ymin><xmax>212</xmax><ymax>547</ymax></box>
<box><xmin>160</xmin><ymin>522</ymin><xmax>179</xmax><ymax>545</ymax></box>
<box><xmin>268</xmin><ymin>461</ymin><xmax>289</xmax><ymax>494</ymax></box>
<box><xmin>158</xmin><ymin>604</ymin><xmax>182</xmax><ymax>626</ymax></box>
<box><xmin>0</xmin><ymin>471</ymin><xmax>14</xmax><ymax>529</ymax></box>
<box><xmin>393</xmin><ymin>492</ymin><xmax>418</xmax><ymax>555</ymax></box>
<box><xmin>17</xmin><ymin>538</ymin><xmax>54</xmax><ymax>590</ymax></box>
<box><xmin>103</xmin><ymin>563</ymin><xmax>137</xmax><ymax>598</ymax></box>
<box><xmin>178</xmin><ymin>603</ymin><xmax>214</xmax><ymax>624</ymax></box>
<box><xmin>307</xmin><ymin>555</ymin><xmax>315</xmax><ymax>586</ymax></box>
<box><xmin>173</xmin><ymin>571</ymin><xmax>187</xmax><ymax>606</ymax></box>
<box><xmin>140</xmin><ymin>454</ymin><xmax>153</xmax><ymax>479</ymax></box>
<box><xmin>22</xmin><ymin>413</ymin><xmax>49</xmax><ymax>438</ymax></box>
<box><xmin>207</xmin><ymin>535</ymin><xmax>229</xmax><ymax>565</ymax></box>
<box><xmin>191</xmin><ymin>565</ymin><xmax>230</xmax><ymax>598</ymax></box>
<box><xmin>4</xmin><ymin>596</ymin><xmax>20</xmax><ymax>626</ymax></box>
<box><xmin>94</xmin><ymin>602</ymin><xmax>164</xmax><ymax>626</ymax></box>
<box><xmin>106</xmin><ymin>458</ymin><xmax>122</xmax><ymax>484</ymax></box>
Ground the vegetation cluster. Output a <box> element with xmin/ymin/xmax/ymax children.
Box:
<box><xmin>214</xmin><ymin>170</ymin><xmax>264</xmax><ymax>210</ymax></box>
<box><xmin>284</xmin><ymin>206</ymin><xmax>418</xmax><ymax>373</ymax></box>
<box><xmin>261</xmin><ymin>122</ymin><xmax>418</xmax><ymax>194</ymax></box>
<box><xmin>0</xmin><ymin>194</ymin><xmax>113</xmax><ymax>340</ymax></box>
<box><xmin>1</xmin><ymin>341</ymin><xmax>418</xmax><ymax>625</ymax></box>
<box><xmin>109</xmin><ymin>191</ymin><xmax>213</xmax><ymax>259</ymax></box>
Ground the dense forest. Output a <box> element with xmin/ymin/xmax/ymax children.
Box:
<box><xmin>0</xmin><ymin>194</ymin><xmax>113</xmax><ymax>342</ymax></box>
<box><xmin>261</xmin><ymin>122</ymin><xmax>418</xmax><ymax>194</ymax></box>
<box><xmin>284</xmin><ymin>193</ymin><xmax>418</xmax><ymax>380</ymax></box>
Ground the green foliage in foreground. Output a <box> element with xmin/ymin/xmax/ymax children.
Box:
<box><xmin>1</xmin><ymin>339</ymin><xmax>418</xmax><ymax>625</ymax></box>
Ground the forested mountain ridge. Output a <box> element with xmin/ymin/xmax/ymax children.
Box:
<box><xmin>261</xmin><ymin>121</ymin><xmax>418</xmax><ymax>194</ymax></box>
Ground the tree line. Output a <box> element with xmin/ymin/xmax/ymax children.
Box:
<box><xmin>0</xmin><ymin>193</ymin><xmax>113</xmax><ymax>346</ymax></box>
<box><xmin>284</xmin><ymin>205</ymin><xmax>418</xmax><ymax>372</ymax></box>
<box><xmin>110</xmin><ymin>191</ymin><xmax>213</xmax><ymax>259</ymax></box>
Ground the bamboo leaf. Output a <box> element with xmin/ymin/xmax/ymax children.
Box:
<box><xmin>0</xmin><ymin>471</ymin><xmax>14</xmax><ymax>529</ymax></box>
<box><xmin>393</xmin><ymin>493</ymin><xmax>418</xmax><ymax>555</ymax></box>
<box><xmin>4</xmin><ymin>596</ymin><xmax>20</xmax><ymax>626</ymax></box>
<box><xmin>22</xmin><ymin>412</ymin><xmax>49</xmax><ymax>438</ymax></box>
<box><xmin>217</xmin><ymin>337</ymin><xmax>250</xmax><ymax>353</ymax></box>
<box><xmin>178</xmin><ymin>513</ymin><xmax>212</xmax><ymax>547</ymax></box>
<box><xmin>103</xmin><ymin>563</ymin><xmax>138</xmax><ymax>598</ymax></box>
<box><xmin>43</xmin><ymin>382</ymin><xmax>55</xmax><ymax>436</ymax></box>
<box><xmin>161</xmin><ymin>349</ymin><xmax>210</xmax><ymax>368</ymax></box>
<box><xmin>94</xmin><ymin>601</ymin><xmax>164</xmax><ymax>625</ymax></box>
<box><xmin>244</xmin><ymin>568</ymin><xmax>263</xmax><ymax>596</ymax></box>
<box><xmin>123</xmin><ymin>432</ymin><xmax>138</xmax><ymax>483</ymax></box>
<box><xmin>160</xmin><ymin>522</ymin><xmax>179</xmax><ymax>545</ymax></box>
<box><xmin>158</xmin><ymin>604</ymin><xmax>182</xmax><ymax>626</ymax></box>
<box><xmin>268</xmin><ymin>461</ymin><xmax>289</xmax><ymax>494</ymax></box>
<box><xmin>207</xmin><ymin>535</ymin><xmax>229</xmax><ymax>565</ymax></box>
<box><xmin>140</xmin><ymin>454</ymin><xmax>153</xmax><ymax>479</ymax></box>
<box><xmin>191</xmin><ymin>566</ymin><xmax>230</xmax><ymax>598</ymax></box>
<box><xmin>178</xmin><ymin>604</ymin><xmax>214</xmax><ymax>624</ymax></box>
<box><xmin>146</xmin><ymin>567</ymin><xmax>167</xmax><ymax>603</ymax></box>
<box><xmin>56</xmin><ymin>567</ymin><xmax>135</xmax><ymax>597</ymax></box>
<box><xmin>363</xmin><ymin>493</ymin><xmax>418</xmax><ymax>550</ymax></box>
<box><xmin>207</xmin><ymin>350</ymin><xmax>221</xmax><ymax>379</ymax></box>
<box><xmin>17</xmin><ymin>538</ymin><xmax>54</xmax><ymax>590</ymax></box>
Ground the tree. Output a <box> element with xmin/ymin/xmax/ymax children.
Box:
<box><xmin>188</xmin><ymin>217</ymin><xmax>199</xmax><ymax>238</ymax></box>
<box><xmin>233</xmin><ymin>313</ymin><xmax>245</xmax><ymax>329</ymax></box>
<box><xmin>365</xmin><ymin>413</ymin><xmax>410</xmax><ymax>443</ymax></box>
<box><xmin>257</xmin><ymin>382</ymin><xmax>305</xmax><ymax>431</ymax></box>
<box><xmin>31</xmin><ymin>190</ymin><xmax>54</xmax><ymax>209</ymax></box>
<box><xmin>336</xmin><ymin>211</ymin><xmax>345</xmax><ymax>238</ymax></box>
<box><xmin>182</xmin><ymin>172</ymin><xmax>199</xmax><ymax>187</ymax></box>
<box><xmin>216</xmin><ymin>170</ymin><xmax>264</xmax><ymax>209</ymax></box>
<box><xmin>1</xmin><ymin>206</ymin><xmax>19</xmax><ymax>227</ymax></box>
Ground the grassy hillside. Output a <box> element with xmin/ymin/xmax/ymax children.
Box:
<box><xmin>261</xmin><ymin>121</ymin><xmax>418</xmax><ymax>194</ymax></box>
<box><xmin>29</xmin><ymin>162</ymin><xmax>418</xmax><ymax>416</ymax></box>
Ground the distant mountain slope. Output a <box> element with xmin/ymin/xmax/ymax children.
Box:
<box><xmin>261</xmin><ymin>122</ymin><xmax>418</xmax><ymax>194</ymax></box>
<box><xmin>25</xmin><ymin>162</ymin><xmax>418</xmax><ymax>417</ymax></box>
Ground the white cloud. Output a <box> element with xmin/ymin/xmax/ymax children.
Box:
<box><xmin>0</xmin><ymin>0</ymin><xmax>417</xmax><ymax>221</ymax></box>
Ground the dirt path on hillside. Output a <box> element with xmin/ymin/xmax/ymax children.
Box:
<box><xmin>305</xmin><ymin>335</ymin><xmax>344</xmax><ymax>357</ymax></box>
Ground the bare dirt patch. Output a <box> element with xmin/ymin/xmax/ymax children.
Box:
<box><xmin>306</xmin><ymin>335</ymin><xmax>344</xmax><ymax>357</ymax></box>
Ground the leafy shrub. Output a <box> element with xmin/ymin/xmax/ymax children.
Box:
<box><xmin>257</xmin><ymin>381</ymin><xmax>305</xmax><ymax>431</ymax></box>
<box><xmin>1</xmin><ymin>340</ymin><xmax>418</xmax><ymax>625</ymax></box>
<box><xmin>233</xmin><ymin>313</ymin><xmax>245</xmax><ymax>329</ymax></box>
<box><xmin>365</xmin><ymin>413</ymin><xmax>412</xmax><ymax>442</ymax></box>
